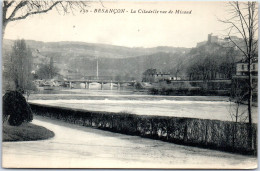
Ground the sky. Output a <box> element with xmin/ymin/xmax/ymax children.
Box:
<box><xmin>4</xmin><ymin>1</ymin><xmax>230</xmax><ymax>48</ymax></box>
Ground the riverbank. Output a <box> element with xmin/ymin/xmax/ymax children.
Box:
<box><xmin>2</xmin><ymin>116</ymin><xmax>257</xmax><ymax>169</ymax></box>
<box><xmin>3</xmin><ymin>122</ymin><xmax>54</xmax><ymax>142</ymax></box>
<box><xmin>30</xmin><ymin>103</ymin><xmax>257</xmax><ymax>155</ymax></box>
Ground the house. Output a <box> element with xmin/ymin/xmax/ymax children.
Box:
<box><xmin>142</xmin><ymin>69</ymin><xmax>176</xmax><ymax>82</ymax></box>
<box><xmin>232</xmin><ymin>57</ymin><xmax>258</xmax><ymax>101</ymax></box>
<box><xmin>236</xmin><ymin>58</ymin><xmax>258</xmax><ymax>76</ymax></box>
<box><xmin>234</xmin><ymin>57</ymin><xmax>258</xmax><ymax>87</ymax></box>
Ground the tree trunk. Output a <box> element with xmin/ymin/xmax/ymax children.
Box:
<box><xmin>2</xmin><ymin>2</ymin><xmax>8</xmax><ymax>39</ymax></box>
<box><xmin>247</xmin><ymin>58</ymin><xmax>253</xmax><ymax>150</ymax></box>
<box><xmin>2</xmin><ymin>22</ymin><xmax>7</xmax><ymax>39</ymax></box>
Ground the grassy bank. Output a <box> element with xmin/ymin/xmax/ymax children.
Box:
<box><xmin>3</xmin><ymin>122</ymin><xmax>55</xmax><ymax>142</ymax></box>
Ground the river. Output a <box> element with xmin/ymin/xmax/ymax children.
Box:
<box><xmin>28</xmin><ymin>88</ymin><xmax>258</xmax><ymax>123</ymax></box>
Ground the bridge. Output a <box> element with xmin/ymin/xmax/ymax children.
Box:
<box><xmin>56</xmin><ymin>79</ymin><xmax>136</xmax><ymax>89</ymax></box>
<box><xmin>57</xmin><ymin>59</ymin><xmax>137</xmax><ymax>89</ymax></box>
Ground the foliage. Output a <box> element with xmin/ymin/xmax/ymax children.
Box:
<box><xmin>31</xmin><ymin>103</ymin><xmax>257</xmax><ymax>155</ymax></box>
<box><xmin>24</xmin><ymin>81</ymin><xmax>37</xmax><ymax>101</ymax></box>
<box><xmin>3</xmin><ymin>39</ymin><xmax>36</xmax><ymax>95</ymax></box>
<box><xmin>36</xmin><ymin>58</ymin><xmax>59</xmax><ymax>79</ymax></box>
<box><xmin>135</xmin><ymin>82</ymin><xmax>143</xmax><ymax>89</ymax></box>
<box><xmin>142</xmin><ymin>69</ymin><xmax>156</xmax><ymax>82</ymax></box>
<box><xmin>186</xmin><ymin>43</ymin><xmax>238</xmax><ymax>80</ymax></box>
<box><xmin>169</xmin><ymin>56</ymin><xmax>185</xmax><ymax>79</ymax></box>
<box><xmin>3</xmin><ymin>91</ymin><xmax>33</xmax><ymax>126</ymax></box>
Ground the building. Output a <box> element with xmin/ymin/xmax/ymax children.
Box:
<box><xmin>232</xmin><ymin>57</ymin><xmax>258</xmax><ymax>102</ymax></box>
<box><xmin>207</xmin><ymin>33</ymin><xmax>219</xmax><ymax>43</ymax></box>
<box><xmin>196</xmin><ymin>33</ymin><xmax>242</xmax><ymax>48</ymax></box>
<box><xmin>197</xmin><ymin>33</ymin><xmax>220</xmax><ymax>47</ymax></box>
<box><xmin>236</xmin><ymin>58</ymin><xmax>258</xmax><ymax>76</ymax></box>
<box><xmin>142</xmin><ymin>69</ymin><xmax>177</xmax><ymax>82</ymax></box>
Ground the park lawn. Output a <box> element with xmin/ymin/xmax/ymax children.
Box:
<box><xmin>3</xmin><ymin>122</ymin><xmax>55</xmax><ymax>142</ymax></box>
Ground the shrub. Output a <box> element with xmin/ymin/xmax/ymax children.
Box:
<box><xmin>135</xmin><ymin>82</ymin><xmax>143</xmax><ymax>89</ymax></box>
<box><xmin>3</xmin><ymin>91</ymin><xmax>33</xmax><ymax>126</ymax></box>
<box><xmin>29</xmin><ymin>103</ymin><xmax>257</xmax><ymax>155</ymax></box>
<box><xmin>149</xmin><ymin>88</ymin><xmax>159</xmax><ymax>95</ymax></box>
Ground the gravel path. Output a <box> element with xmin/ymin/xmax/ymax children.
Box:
<box><xmin>2</xmin><ymin>116</ymin><xmax>257</xmax><ymax>169</ymax></box>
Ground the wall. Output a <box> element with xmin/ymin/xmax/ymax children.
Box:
<box><xmin>30</xmin><ymin>103</ymin><xmax>257</xmax><ymax>155</ymax></box>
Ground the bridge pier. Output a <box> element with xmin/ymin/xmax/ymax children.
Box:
<box><xmin>117</xmin><ymin>82</ymin><xmax>120</xmax><ymax>90</ymax></box>
<box><xmin>110</xmin><ymin>80</ymin><xmax>113</xmax><ymax>90</ymax></box>
<box><xmin>69</xmin><ymin>82</ymin><xmax>72</xmax><ymax>89</ymax></box>
<box><xmin>101</xmin><ymin>82</ymin><xmax>104</xmax><ymax>90</ymax></box>
<box><xmin>85</xmin><ymin>82</ymin><xmax>89</xmax><ymax>89</ymax></box>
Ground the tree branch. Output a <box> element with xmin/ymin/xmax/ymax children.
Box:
<box><xmin>9</xmin><ymin>1</ymin><xmax>61</xmax><ymax>21</ymax></box>
<box><xmin>219</xmin><ymin>19</ymin><xmax>247</xmax><ymax>43</ymax></box>
<box><xmin>7</xmin><ymin>1</ymin><xmax>28</xmax><ymax>21</ymax></box>
<box><xmin>228</xmin><ymin>35</ymin><xmax>248</xmax><ymax>58</ymax></box>
<box><xmin>6</xmin><ymin>0</ymin><xmax>15</xmax><ymax>8</ymax></box>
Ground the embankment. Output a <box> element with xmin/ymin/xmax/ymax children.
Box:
<box><xmin>29</xmin><ymin>103</ymin><xmax>257</xmax><ymax>155</ymax></box>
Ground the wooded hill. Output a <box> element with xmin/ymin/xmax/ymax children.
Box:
<box><xmin>3</xmin><ymin>39</ymin><xmax>245</xmax><ymax>81</ymax></box>
<box><xmin>3</xmin><ymin>39</ymin><xmax>190</xmax><ymax>80</ymax></box>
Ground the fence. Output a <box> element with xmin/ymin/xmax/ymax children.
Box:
<box><xmin>29</xmin><ymin>103</ymin><xmax>257</xmax><ymax>155</ymax></box>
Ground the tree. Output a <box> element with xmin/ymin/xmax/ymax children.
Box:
<box><xmin>220</xmin><ymin>2</ymin><xmax>258</xmax><ymax>149</ymax></box>
<box><xmin>4</xmin><ymin>39</ymin><xmax>35</xmax><ymax>95</ymax></box>
<box><xmin>142</xmin><ymin>69</ymin><xmax>156</xmax><ymax>82</ymax></box>
<box><xmin>36</xmin><ymin>59</ymin><xmax>59</xmax><ymax>80</ymax></box>
<box><xmin>228</xmin><ymin>78</ymin><xmax>249</xmax><ymax>150</ymax></box>
<box><xmin>3</xmin><ymin>91</ymin><xmax>33</xmax><ymax>126</ymax></box>
<box><xmin>186</xmin><ymin>43</ymin><xmax>237</xmax><ymax>81</ymax></box>
<box><xmin>2</xmin><ymin>0</ymin><xmax>90</xmax><ymax>36</ymax></box>
<box><xmin>170</xmin><ymin>58</ymin><xmax>183</xmax><ymax>80</ymax></box>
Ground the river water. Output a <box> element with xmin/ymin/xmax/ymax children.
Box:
<box><xmin>29</xmin><ymin>88</ymin><xmax>258</xmax><ymax>123</ymax></box>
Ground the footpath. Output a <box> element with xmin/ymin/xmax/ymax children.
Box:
<box><xmin>2</xmin><ymin>116</ymin><xmax>257</xmax><ymax>169</ymax></box>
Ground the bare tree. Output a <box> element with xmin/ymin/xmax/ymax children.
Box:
<box><xmin>172</xmin><ymin>58</ymin><xmax>183</xmax><ymax>80</ymax></box>
<box><xmin>2</xmin><ymin>0</ymin><xmax>91</xmax><ymax>36</ymax></box>
<box><xmin>220</xmin><ymin>1</ymin><xmax>258</xmax><ymax>149</ymax></box>
<box><xmin>228</xmin><ymin>79</ymin><xmax>249</xmax><ymax>150</ymax></box>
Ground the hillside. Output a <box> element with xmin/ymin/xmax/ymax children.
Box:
<box><xmin>68</xmin><ymin>51</ymin><xmax>189</xmax><ymax>80</ymax></box>
<box><xmin>3</xmin><ymin>39</ymin><xmax>191</xmax><ymax>80</ymax></box>
<box><xmin>3</xmin><ymin>39</ymin><xmax>189</xmax><ymax>59</ymax></box>
<box><xmin>3</xmin><ymin>39</ymin><xmax>244</xmax><ymax>81</ymax></box>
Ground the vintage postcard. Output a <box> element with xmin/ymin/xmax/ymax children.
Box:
<box><xmin>2</xmin><ymin>0</ymin><xmax>258</xmax><ymax>169</ymax></box>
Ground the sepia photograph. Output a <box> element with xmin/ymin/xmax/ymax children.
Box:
<box><xmin>1</xmin><ymin>0</ymin><xmax>258</xmax><ymax>169</ymax></box>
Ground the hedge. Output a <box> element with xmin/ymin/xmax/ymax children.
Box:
<box><xmin>29</xmin><ymin>103</ymin><xmax>257</xmax><ymax>155</ymax></box>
